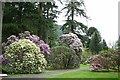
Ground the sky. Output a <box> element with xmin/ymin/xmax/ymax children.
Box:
<box><xmin>56</xmin><ymin>0</ymin><xmax>119</xmax><ymax>47</ymax></box>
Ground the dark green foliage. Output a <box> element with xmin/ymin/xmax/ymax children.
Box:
<box><xmin>47</xmin><ymin>46</ymin><xmax>80</xmax><ymax>69</ymax></box>
<box><xmin>101</xmin><ymin>39</ymin><xmax>108</xmax><ymax>50</ymax></box>
<box><xmin>2</xmin><ymin>23</ymin><xmax>21</xmax><ymax>42</ymax></box>
<box><xmin>89</xmin><ymin>31</ymin><xmax>102</xmax><ymax>54</ymax></box>
<box><xmin>2</xmin><ymin>2</ymin><xmax>38</xmax><ymax>42</ymax></box>
<box><xmin>84</xmin><ymin>27</ymin><xmax>99</xmax><ymax>48</ymax></box>
<box><xmin>61</xmin><ymin>1</ymin><xmax>88</xmax><ymax>34</ymax></box>
<box><xmin>2</xmin><ymin>2</ymin><xmax>59</xmax><ymax>47</ymax></box>
<box><xmin>87</xmin><ymin>27</ymin><xmax>98</xmax><ymax>37</ymax></box>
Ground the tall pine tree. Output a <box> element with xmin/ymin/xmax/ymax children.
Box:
<box><xmin>61</xmin><ymin>0</ymin><xmax>88</xmax><ymax>34</ymax></box>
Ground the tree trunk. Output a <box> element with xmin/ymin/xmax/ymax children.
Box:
<box><xmin>0</xmin><ymin>2</ymin><xmax>3</xmax><ymax>74</ymax></box>
<box><xmin>38</xmin><ymin>2</ymin><xmax>43</xmax><ymax>38</ymax></box>
<box><xmin>45</xmin><ymin>2</ymin><xmax>50</xmax><ymax>44</ymax></box>
<box><xmin>0</xmin><ymin>2</ymin><xmax>3</xmax><ymax>52</ymax></box>
<box><xmin>71</xmin><ymin>2</ymin><xmax>74</xmax><ymax>33</ymax></box>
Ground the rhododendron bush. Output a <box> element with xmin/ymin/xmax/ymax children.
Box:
<box><xmin>2</xmin><ymin>31</ymin><xmax>51</xmax><ymax>56</ymax></box>
<box><xmin>59</xmin><ymin>33</ymin><xmax>83</xmax><ymax>59</ymax></box>
<box><xmin>90</xmin><ymin>50</ymin><xmax>120</xmax><ymax>72</ymax></box>
<box><xmin>47</xmin><ymin>46</ymin><xmax>80</xmax><ymax>69</ymax></box>
<box><xmin>3</xmin><ymin>39</ymin><xmax>47</xmax><ymax>73</ymax></box>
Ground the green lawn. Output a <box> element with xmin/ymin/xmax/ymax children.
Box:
<box><xmin>7</xmin><ymin>64</ymin><xmax>119</xmax><ymax>78</ymax></box>
<box><xmin>49</xmin><ymin>70</ymin><xmax>118</xmax><ymax>78</ymax></box>
<box><xmin>8</xmin><ymin>74</ymin><xmax>32</xmax><ymax>77</ymax></box>
<box><xmin>80</xmin><ymin>64</ymin><xmax>89</xmax><ymax>68</ymax></box>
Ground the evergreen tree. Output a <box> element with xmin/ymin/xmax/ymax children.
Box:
<box><xmin>102</xmin><ymin>39</ymin><xmax>108</xmax><ymax>50</ymax></box>
<box><xmin>84</xmin><ymin>27</ymin><xmax>98</xmax><ymax>48</ymax></box>
<box><xmin>2</xmin><ymin>2</ymin><xmax>59</xmax><ymax>47</ymax></box>
<box><xmin>87</xmin><ymin>27</ymin><xmax>98</xmax><ymax>37</ymax></box>
<box><xmin>2</xmin><ymin>2</ymin><xmax>38</xmax><ymax>42</ymax></box>
<box><xmin>89</xmin><ymin>31</ymin><xmax>102</xmax><ymax>54</ymax></box>
<box><xmin>37</xmin><ymin>2</ymin><xmax>60</xmax><ymax>44</ymax></box>
<box><xmin>61</xmin><ymin>0</ymin><xmax>88</xmax><ymax>34</ymax></box>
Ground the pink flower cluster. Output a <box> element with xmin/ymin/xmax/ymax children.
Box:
<box><xmin>60</xmin><ymin>33</ymin><xmax>83</xmax><ymax>53</ymax></box>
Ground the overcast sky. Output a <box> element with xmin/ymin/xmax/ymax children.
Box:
<box><xmin>56</xmin><ymin>0</ymin><xmax>119</xmax><ymax>47</ymax></box>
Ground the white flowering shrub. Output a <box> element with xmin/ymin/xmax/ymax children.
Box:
<box><xmin>59</xmin><ymin>33</ymin><xmax>83</xmax><ymax>59</ymax></box>
<box><xmin>4</xmin><ymin>39</ymin><xmax>47</xmax><ymax>74</ymax></box>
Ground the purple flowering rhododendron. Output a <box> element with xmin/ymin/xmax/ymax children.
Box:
<box><xmin>2</xmin><ymin>31</ymin><xmax>51</xmax><ymax>55</ymax></box>
<box><xmin>29</xmin><ymin>35</ymin><xmax>40</xmax><ymax>44</ymax></box>
<box><xmin>39</xmin><ymin>44</ymin><xmax>51</xmax><ymax>55</ymax></box>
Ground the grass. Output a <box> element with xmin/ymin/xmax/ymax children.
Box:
<box><xmin>7</xmin><ymin>64</ymin><xmax>86</xmax><ymax>77</ymax></box>
<box><xmin>49</xmin><ymin>70</ymin><xmax>118</xmax><ymax>78</ymax></box>
<box><xmin>80</xmin><ymin>64</ymin><xmax>89</xmax><ymax>68</ymax></box>
<box><xmin>7</xmin><ymin>64</ymin><xmax>119</xmax><ymax>78</ymax></box>
<box><xmin>8</xmin><ymin>74</ymin><xmax>32</xmax><ymax>77</ymax></box>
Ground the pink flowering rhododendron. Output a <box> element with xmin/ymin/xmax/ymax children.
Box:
<box><xmin>60</xmin><ymin>33</ymin><xmax>83</xmax><ymax>53</ymax></box>
<box><xmin>59</xmin><ymin>33</ymin><xmax>83</xmax><ymax>60</ymax></box>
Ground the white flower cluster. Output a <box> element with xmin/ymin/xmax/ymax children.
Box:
<box><xmin>60</xmin><ymin>33</ymin><xmax>83</xmax><ymax>53</ymax></box>
<box><xmin>4</xmin><ymin>39</ymin><xmax>47</xmax><ymax>73</ymax></box>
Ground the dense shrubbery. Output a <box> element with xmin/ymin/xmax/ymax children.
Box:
<box><xmin>81</xmin><ymin>48</ymin><xmax>93</xmax><ymax>64</ymax></box>
<box><xmin>47</xmin><ymin>46</ymin><xmax>80</xmax><ymax>69</ymax></box>
<box><xmin>99</xmin><ymin>49</ymin><xmax>115</xmax><ymax>54</ymax></box>
<box><xmin>2</xmin><ymin>31</ymin><xmax>51</xmax><ymax>56</ymax></box>
<box><xmin>3</xmin><ymin>39</ymin><xmax>47</xmax><ymax>74</ymax></box>
<box><xmin>90</xmin><ymin>50</ymin><xmax>120</xmax><ymax>72</ymax></box>
<box><xmin>59</xmin><ymin>33</ymin><xmax>83</xmax><ymax>59</ymax></box>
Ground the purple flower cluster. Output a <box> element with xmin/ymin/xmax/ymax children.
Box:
<box><xmin>28</xmin><ymin>34</ymin><xmax>51</xmax><ymax>55</ymax></box>
<box><xmin>2</xmin><ymin>31</ymin><xmax>51</xmax><ymax>55</ymax></box>
<box><xmin>39</xmin><ymin>44</ymin><xmax>51</xmax><ymax>55</ymax></box>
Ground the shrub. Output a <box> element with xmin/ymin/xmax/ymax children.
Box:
<box><xmin>112</xmin><ymin>50</ymin><xmax>120</xmax><ymax>72</ymax></box>
<box><xmin>2</xmin><ymin>31</ymin><xmax>51</xmax><ymax>56</ymax></box>
<box><xmin>81</xmin><ymin>48</ymin><xmax>93</xmax><ymax>64</ymax></box>
<box><xmin>47</xmin><ymin>46</ymin><xmax>80</xmax><ymax>69</ymax></box>
<box><xmin>90</xmin><ymin>54</ymin><xmax>111</xmax><ymax>71</ymax></box>
<box><xmin>59</xmin><ymin>33</ymin><xmax>83</xmax><ymax>59</ymax></box>
<box><xmin>90</xmin><ymin>51</ymin><xmax>120</xmax><ymax>72</ymax></box>
<box><xmin>3</xmin><ymin>39</ymin><xmax>47</xmax><ymax>74</ymax></box>
<box><xmin>99</xmin><ymin>49</ymin><xmax>115</xmax><ymax>54</ymax></box>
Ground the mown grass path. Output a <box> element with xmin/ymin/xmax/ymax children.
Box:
<box><xmin>3</xmin><ymin>64</ymin><xmax>118</xmax><ymax>78</ymax></box>
<box><xmin>6</xmin><ymin>67</ymin><xmax>88</xmax><ymax>78</ymax></box>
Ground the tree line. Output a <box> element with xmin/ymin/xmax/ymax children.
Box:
<box><xmin>0</xmin><ymin>0</ymin><xmax>109</xmax><ymax>54</ymax></box>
